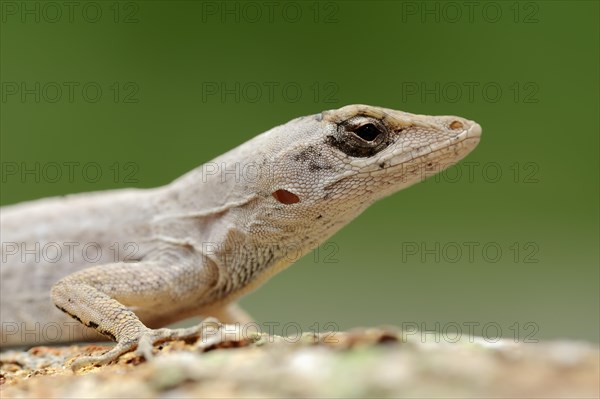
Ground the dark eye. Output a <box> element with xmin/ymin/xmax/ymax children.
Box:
<box><xmin>353</xmin><ymin>123</ymin><xmax>382</xmax><ymax>141</ymax></box>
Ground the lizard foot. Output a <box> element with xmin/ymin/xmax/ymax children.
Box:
<box><xmin>135</xmin><ymin>317</ymin><xmax>223</xmax><ymax>358</ymax></box>
<box><xmin>71</xmin><ymin>318</ymin><xmax>223</xmax><ymax>371</ymax></box>
<box><xmin>70</xmin><ymin>339</ymin><xmax>140</xmax><ymax>371</ymax></box>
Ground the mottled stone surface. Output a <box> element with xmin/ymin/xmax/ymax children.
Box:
<box><xmin>1</xmin><ymin>327</ymin><xmax>598</xmax><ymax>398</ymax></box>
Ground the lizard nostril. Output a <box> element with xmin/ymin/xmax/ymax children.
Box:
<box><xmin>449</xmin><ymin>121</ymin><xmax>463</xmax><ymax>130</ymax></box>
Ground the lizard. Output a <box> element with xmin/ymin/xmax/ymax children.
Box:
<box><xmin>0</xmin><ymin>104</ymin><xmax>482</xmax><ymax>369</ymax></box>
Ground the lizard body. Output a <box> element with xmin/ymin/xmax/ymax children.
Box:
<box><xmin>0</xmin><ymin>105</ymin><xmax>481</xmax><ymax>367</ymax></box>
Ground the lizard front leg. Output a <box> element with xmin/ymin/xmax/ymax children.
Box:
<box><xmin>51</xmin><ymin>259</ymin><xmax>222</xmax><ymax>370</ymax></box>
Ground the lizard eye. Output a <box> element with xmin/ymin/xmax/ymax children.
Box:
<box><xmin>352</xmin><ymin>123</ymin><xmax>382</xmax><ymax>142</ymax></box>
<box><xmin>326</xmin><ymin>118</ymin><xmax>390</xmax><ymax>158</ymax></box>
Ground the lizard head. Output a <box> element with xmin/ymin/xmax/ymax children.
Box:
<box><xmin>234</xmin><ymin>104</ymin><xmax>482</xmax><ymax>251</ymax></box>
<box><xmin>264</xmin><ymin>104</ymin><xmax>481</xmax><ymax>215</ymax></box>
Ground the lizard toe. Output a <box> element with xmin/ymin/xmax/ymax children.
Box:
<box><xmin>71</xmin><ymin>341</ymin><xmax>137</xmax><ymax>371</ymax></box>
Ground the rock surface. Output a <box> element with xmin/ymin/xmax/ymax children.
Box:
<box><xmin>1</xmin><ymin>327</ymin><xmax>598</xmax><ymax>398</ymax></box>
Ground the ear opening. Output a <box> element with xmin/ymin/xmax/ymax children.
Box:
<box><xmin>272</xmin><ymin>189</ymin><xmax>300</xmax><ymax>205</ymax></box>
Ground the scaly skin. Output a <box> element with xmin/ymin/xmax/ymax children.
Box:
<box><xmin>0</xmin><ymin>105</ymin><xmax>482</xmax><ymax>368</ymax></box>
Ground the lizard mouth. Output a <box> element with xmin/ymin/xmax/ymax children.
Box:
<box><xmin>363</xmin><ymin>121</ymin><xmax>482</xmax><ymax>175</ymax></box>
<box><xmin>464</xmin><ymin>122</ymin><xmax>482</xmax><ymax>142</ymax></box>
<box><xmin>466</xmin><ymin>122</ymin><xmax>482</xmax><ymax>139</ymax></box>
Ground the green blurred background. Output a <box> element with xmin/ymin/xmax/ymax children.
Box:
<box><xmin>1</xmin><ymin>1</ymin><xmax>598</xmax><ymax>343</ymax></box>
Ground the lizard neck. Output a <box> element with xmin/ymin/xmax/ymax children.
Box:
<box><xmin>150</xmin><ymin>171</ymin><xmax>341</xmax><ymax>302</ymax></box>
